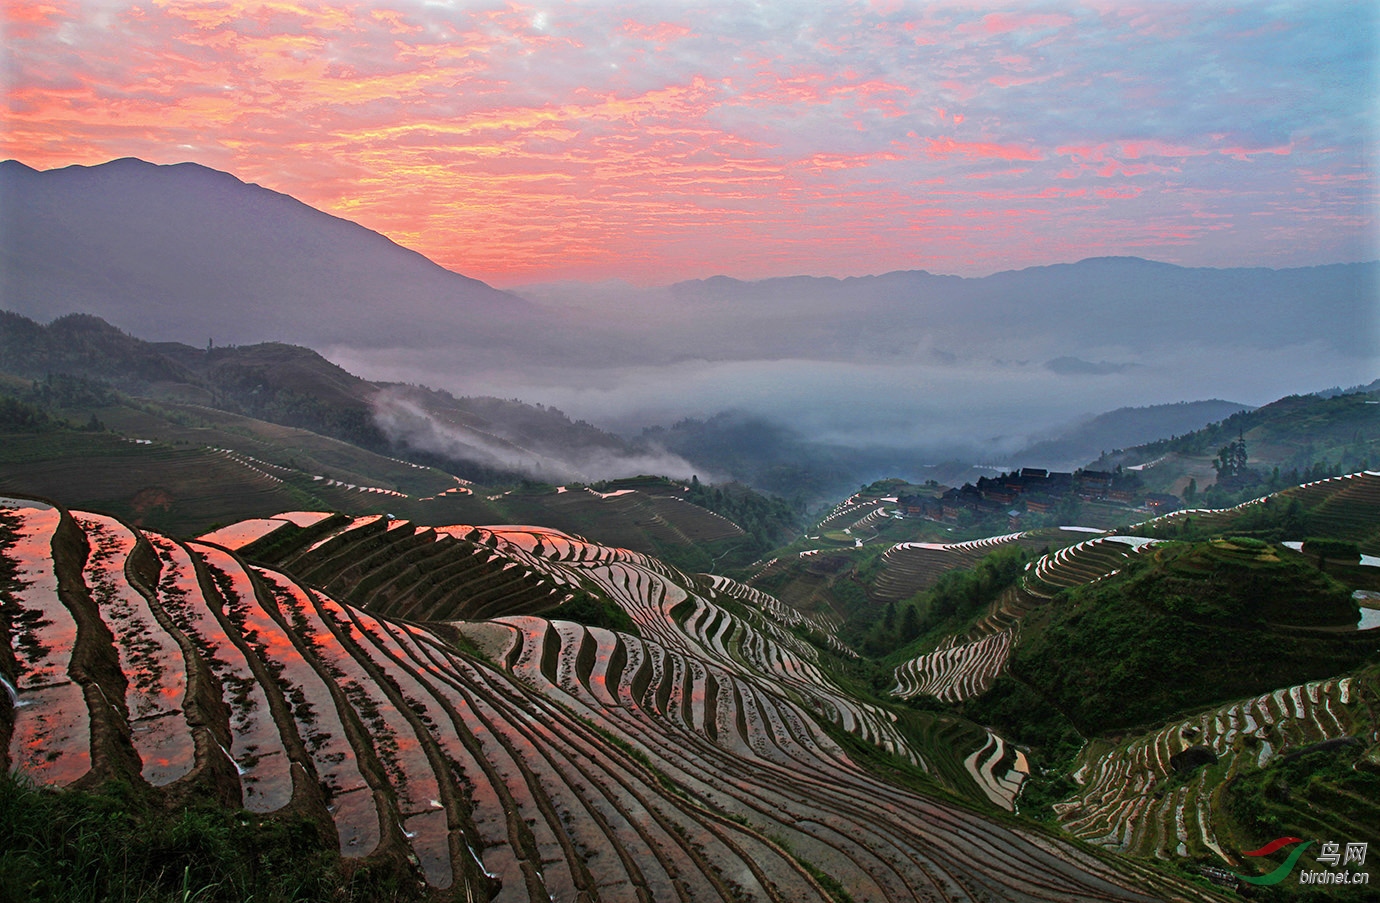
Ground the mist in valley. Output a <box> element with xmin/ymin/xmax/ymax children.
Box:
<box><xmin>370</xmin><ymin>388</ymin><xmax>711</xmax><ymax>485</ymax></box>
<box><xmin>4</xmin><ymin>160</ymin><xmax>1374</xmax><ymax>486</ymax></box>
<box><xmin>329</xmin><ymin>261</ymin><xmax>1377</xmax><ymax>476</ymax></box>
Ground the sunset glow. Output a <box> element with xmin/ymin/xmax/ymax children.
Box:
<box><xmin>3</xmin><ymin>1</ymin><xmax>1374</xmax><ymax>284</ymax></box>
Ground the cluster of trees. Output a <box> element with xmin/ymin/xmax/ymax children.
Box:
<box><xmin>1212</xmin><ymin>434</ymin><xmax>1250</xmax><ymax>483</ymax></box>
<box><xmin>20</xmin><ymin>372</ymin><xmax>116</xmax><ymax>411</ymax></box>
<box><xmin>1147</xmin><ymin>495</ymin><xmax>1313</xmax><ymax>541</ymax></box>
<box><xmin>202</xmin><ymin>365</ymin><xmax>389</xmax><ymax>453</ymax></box>
<box><xmin>684</xmin><ymin>477</ymin><xmax>801</xmax><ymax>555</ymax></box>
<box><xmin>1301</xmin><ymin>538</ymin><xmax>1361</xmax><ymax>570</ymax></box>
<box><xmin>0</xmin><ymin>394</ymin><xmax>51</xmax><ymax>432</ymax></box>
<box><xmin>0</xmin><ymin>374</ymin><xmax>115</xmax><ymax>433</ymax></box>
<box><xmin>1196</xmin><ymin>456</ymin><xmax>1363</xmax><ymax>510</ymax></box>
<box><xmin>855</xmin><ymin>547</ymin><xmax>1028</xmax><ymax>658</ymax></box>
<box><xmin>536</xmin><ymin>594</ymin><xmax>638</xmax><ymax>636</ymax></box>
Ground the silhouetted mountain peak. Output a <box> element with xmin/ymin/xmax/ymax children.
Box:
<box><xmin>1</xmin><ymin>157</ymin><xmax>529</xmax><ymax>349</ymax></box>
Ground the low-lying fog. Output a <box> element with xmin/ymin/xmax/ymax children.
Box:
<box><xmin>329</xmin><ymin>261</ymin><xmax>1377</xmax><ymax>465</ymax></box>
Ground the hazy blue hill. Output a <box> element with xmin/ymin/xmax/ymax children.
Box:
<box><xmin>0</xmin><ymin>311</ymin><xmax>198</xmax><ymax>389</ymax></box>
<box><xmin>0</xmin><ymin>157</ymin><xmax>531</xmax><ymax>349</ymax></box>
<box><xmin>668</xmin><ymin>256</ymin><xmax>1377</xmax><ymax>361</ymax></box>
<box><xmin>643</xmin><ymin>411</ymin><xmax>932</xmax><ymax>502</ymax></box>
<box><xmin>1012</xmin><ymin>399</ymin><xmax>1254</xmax><ymax>469</ymax></box>
<box><xmin>1093</xmin><ymin>383</ymin><xmax>1380</xmax><ymax>497</ymax></box>
<box><xmin>157</xmin><ymin>340</ymin><xmax>381</xmax><ymax>411</ymax></box>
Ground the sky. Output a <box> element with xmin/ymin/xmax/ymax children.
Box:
<box><xmin>3</xmin><ymin>0</ymin><xmax>1376</xmax><ymax>287</ymax></box>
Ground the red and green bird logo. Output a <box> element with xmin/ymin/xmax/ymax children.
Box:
<box><xmin>1233</xmin><ymin>837</ymin><xmax>1313</xmax><ymax>885</ymax></box>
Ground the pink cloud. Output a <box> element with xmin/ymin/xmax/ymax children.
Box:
<box><xmin>0</xmin><ymin>1</ymin><xmax>1368</xmax><ymax>284</ymax></box>
<box><xmin>369</xmin><ymin>8</ymin><xmax>420</xmax><ymax>35</ymax></box>
<box><xmin>1089</xmin><ymin>159</ymin><xmax>1173</xmax><ymax>178</ymax></box>
<box><xmin>1299</xmin><ymin>171</ymin><xmax>1369</xmax><ymax>185</ymax></box>
<box><xmin>959</xmin><ymin>12</ymin><xmax>1073</xmax><ymax>36</ymax></box>
<box><xmin>1218</xmin><ymin>143</ymin><xmax>1293</xmax><ymax>161</ymax></box>
<box><xmin>3</xmin><ymin>1</ymin><xmax>72</xmax><ymax>28</ymax></box>
<box><xmin>988</xmin><ymin>73</ymin><xmax>1057</xmax><ymax>89</ymax></box>
<box><xmin>1118</xmin><ymin>139</ymin><xmax>1205</xmax><ymax>159</ymax></box>
<box><xmin>923</xmin><ymin>136</ymin><xmax>1042</xmax><ymax>162</ymax></box>
<box><xmin>797</xmin><ymin>151</ymin><xmax>905</xmax><ymax>172</ymax></box>
<box><xmin>963</xmin><ymin>168</ymin><xmax>1031</xmax><ymax>180</ymax></box>
<box><xmin>1058</xmin><ymin>141</ymin><xmax>1207</xmax><ymax>164</ymax></box>
<box><xmin>619</xmin><ymin>20</ymin><xmax>692</xmax><ymax>44</ymax></box>
<box><xmin>938</xmin><ymin>79</ymin><xmax>979</xmax><ymax>103</ymax></box>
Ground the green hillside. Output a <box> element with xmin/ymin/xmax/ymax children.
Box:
<box><xmin>0</xmin><ymin>311</ymin><xmax>676</xmax><ymax>486</ymax></box>
<box><xmin>1010</xmin><ymin>540</ymin><xmax>1372</xmax><ymax>735</ymax></box>
<box><xmin>1092</xmin><ymin>385</ymin><xmax>1380</xmax><ymax>505</ymax></box>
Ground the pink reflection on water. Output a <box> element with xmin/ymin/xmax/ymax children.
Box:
<box><xmin>76</xmin><ymin>513</ymin><xmax>195</xmax><ymax>786</ymax></box>
<box><xmin>271</xmin><ymin>511</ymin><xmax>334</xmax><ymax>528</ymax></box>
<box><xmin>197</xmin><ymin>519</ymin><xmax>291</xmax><ymax>550</ymax></box>
<box><xmin>6</xmin><ymin>506</ymin><xmax>72</xmax><ymax>689</ymax></box>
<box><xmin>148</xmin><ymin>534</ymin><xmax>291</xmax><ymax>812</ymax></box>
<box><xmin>4</xmin><ymin>505</ymin><xmax>90</xmax><ymax>786</ymax></box>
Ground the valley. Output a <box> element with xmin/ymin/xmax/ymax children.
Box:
<box><xmin>1</xmin><ymin>161</ymin><xmax>1376</xmax><ymax>902</ymax></box>
<box><xmin>2</xmin><ymin>365</ymin><xmax>1377</xmax><ymax>900</ymax></box>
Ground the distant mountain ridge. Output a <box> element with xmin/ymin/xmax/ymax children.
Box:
<box><xmin>667</xmin><ymin>256</ymin><xmax>1378</xmax><ymax>361</ymax></box>
<box><xmin>4</xmin><ymin>157</ymin><xmax>1374</xmax><ymax>368</ymax></box>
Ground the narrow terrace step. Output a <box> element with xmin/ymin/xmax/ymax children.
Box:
<box><xmin>2</xmin><ymin>503</ymin><xmax>91</xmax><ymax>786</ymax></box>
<box><xmin>75</xmin><ymin>513</ymin><xmax>197</xmax><ymax>787</ymax></box>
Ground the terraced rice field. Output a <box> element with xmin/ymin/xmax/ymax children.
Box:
<box><xmin>1</xmin><ymin>499</ymin><xmax>1207</xmax><ymax>901</ymax></box>
<box><xmin>891</xmin><ymin>629</ymin><xmax>1017</xmax><ymax>704</ymax></box>
<box><xmin>703</xmin><ymin>575</ymin><xmax>857</xmax><ymax>659</ymax></box>
<box><xmin>1055</xmin><ymin>671</ymin><xmax>1380</xmax><ymax>864</ymax></box>
<box><xmin>963</xmin><ymin>730</ymin><xmax>1031</xmax><ymax>812</ymax></box>
<box><xmin>490</xmin><ymin>487</ymin><xmax>744</xmax><ymax>555</ymax></box>
<box><xmin>814</xmin><ymin>495</ymin><xmax>889</xmax><ymax>534</ymax></box>
<box><xmin>1291</xmin><ymin>471</ymin><xmax>1380</xmax><ymax>552</ymax></box>
<box><xmin>3</xmin><ymin>502</ymin><xmax>89</xmax><ymax>786</ymax></box>
<box><xmin>258</xmin><ymin>517</ymin><xmax>570</xmax><ymax>622</ymax></box>
<box><xmin>873</xmin><ymin>532</ymin><xmax>1032</xmax><ymax>604</ymax></box>
<box><xmin>0</xmin><ymin>435</ymin><xmax>313</xmax><ymax>533</ymax></box>
<box><xmin>887</xmin><ymin>532</ymin><xmax>1147</xmax><ymax>709</ymax></box>
<box><xmin>1128</xmin><ymin>471</ymin><xmax>1380</xmax><ymax>553</ymax></box>
<box><xmin>74</xmin><ymin>513</ymin><xmax>196</xmax><ymax>786</ymax></box>
<box><xmin>1022</xmin><ymin>536</ymin><xmax>1158</xmax><ymax>599</ymax></box>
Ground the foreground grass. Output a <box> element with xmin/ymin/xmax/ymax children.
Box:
<box><xmin>0</xmin><ymin>774</ymin><xmax>417</xmax><ymax>903</ymax></box>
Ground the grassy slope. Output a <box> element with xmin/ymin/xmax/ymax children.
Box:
<box><xmin>1009</xmin><ymin>541</ymin><xmax>1373</xmax><ymax>737</ymax></box>
<box><xmin>0</xmin><ymin>391</ymin><xmax>777</xmax><ymax>560</ymax></box>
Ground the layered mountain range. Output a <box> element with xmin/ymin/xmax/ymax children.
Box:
<box><xmin>2</xmin><ymin>157</ymin><xmax>1379</xmax><ymax>900</ymax></box>
<box><xmin>3</xmin><ymin>158</ymin><xmax>1375</xmax><ymax>473</ymax></box>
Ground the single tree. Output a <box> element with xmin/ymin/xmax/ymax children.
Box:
<box><xmin>900</xmin><ymin>604</ymin><xmax>920</xmax><ymax>641</ymax></box>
